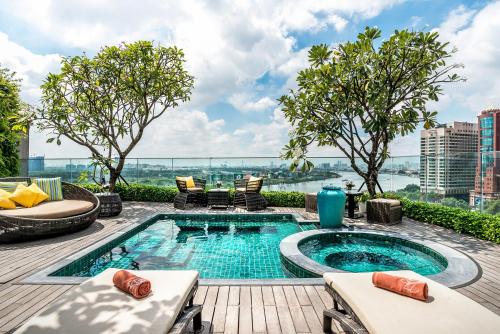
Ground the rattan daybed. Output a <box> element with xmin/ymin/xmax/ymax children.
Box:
<box><xmin>323</xmin><ymin>271</ymin><xmax>500</xmax><ymax>334</ymax></box>
<box><xmin>0</xmin><ymin>177</ymin><xmax>100</xmax><ymax>243</ymax></box>
<box><xmin>15</xmin><ymin>269</ymin><xmax>203</xmax><ymax>334</ymax></box>
<box><xmin>234</xmin><ymin>177</ymin><xmax>267</xmax><ymax>211</ymax></box>
<box><xmin>174</xmin><ymin>177</ymin><xmax>206</xmax><ymax>209</ymax></box>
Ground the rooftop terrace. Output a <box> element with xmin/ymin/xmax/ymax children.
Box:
<box><xmin>1</xmin><ymin>202</ymin><xmax>499</xmax><ymax>333</ymax></box>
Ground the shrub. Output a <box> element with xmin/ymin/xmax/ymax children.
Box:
<box><xmin>81</xmin><ymin>183</ymin><xmax>178</xmax><ymax>202</ymax></box>
<box><xmin>261</xmin><ymin>191</ymin><xmax>305</xmax><ymax>207</ymax></box>
<box><xmin>398</xmin><ymin>196</ymin><xmax>500</xmax><ymax>244</ymax></box>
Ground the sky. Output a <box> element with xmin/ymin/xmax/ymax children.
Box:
<box><xmin>0</xmin><ymin>0</ymin><xmax>499</xmax><ymax>159</ymax></box>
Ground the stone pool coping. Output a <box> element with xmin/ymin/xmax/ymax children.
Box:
<box><xmin>22</xmin><ymin>212</ymin><xmax>324</xmax><ymax>285</ymax></box>
<box><xmin>280</xmin><ymin>228</ymin><xmax>482</xmax><ymax>288</ymax></box>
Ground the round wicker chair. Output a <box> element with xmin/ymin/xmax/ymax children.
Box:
<box><xmin>0</xmin><ymin>177</ymin><xmax>101</xmax><ymax>243</ymax></box>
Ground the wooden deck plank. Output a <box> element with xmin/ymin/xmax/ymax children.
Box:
<box><xmin>251</xmin><ymin>287</ymin><xmax>266</xmax><ymax>333</ymax></box>
<box><xmin>301</xmin><ymin>305</ymin><xmax>323</xmax><ymax>334</ymax></box>
<box><xmin>238</xmin><ymin>305</ymin><xmax>252</xmax><ymax>334</ymax></box>
<box><xmin>293</xmin><ymin>286</ymin><xmax>311</xmax><ymax>306</ymax></box>
<box><xmin>212</xmin><ymin>286</ymin><xmax>230</xmax><ymax>333</ymax></box>
<box><xmin>224</xmin><ymin>305</ymin><xmax>239</xmax><ymax>334</ymax></box>
<box><xmin>264</xmin><ymin>306</ymin><xmax>281</xmax><ymax>334</ymax></box>
<box><xmin>251</xmin><ymin>286</ymin><xmax>264</xmax><ymax>307</ymax></box>
<box><xmin>262</xmin><ymin>286</ymin><xmax>275</xmax><ymax>306</ymax></box>
<box><xmin>194</xmin><ymin>285</ymin><xmax>209</xmax><ymax>305</ymax></box>
<box><xmin>271</xmin><ymin>286</ymin><xmax>288</xmax><ymax>307</ymax></box>
<box><xmin>228</xmin><ymin>286</ymin><xmax>240</xmax><ymax>306</ymax></box>
<box><xmin>304</xmin><ymin>286</ymin><xmax>326</xmax><ymax>320</ymax></box>
<box><xmin>240</xmin><ymin>287</ymin><xmax>251</xmax><ymax>307</ymax></box>
<box><xmin>276</xmin><ymin>306</ymin><xmax>297</xmax><ymax>334</ymax></box>
<box><xmin>283</xmin><ymin>286</ymin><xmax>300</xmax><ymax>307</ymax></box>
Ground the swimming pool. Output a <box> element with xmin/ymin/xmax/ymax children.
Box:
<box><xmin>49</xmin><ymin>214</ymin><xmax>316</xmax><ymax>279</ymax></box>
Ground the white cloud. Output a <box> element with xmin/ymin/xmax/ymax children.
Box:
<box><xmin>228</xmin><ymin>93</ymin><xmax>276</xmax><ymax>112</ymax></box>
<box><xmin>0</xmin><ymin>32</ymin><xmax>60</xmax><ymax>104</ymax></box>
<box><xmin>434</xmin><ymin>2</ymin><xmax>500</xmax><ymax>116</ymax></box>
<box><xmin>0</xmin><ymin>0</ymin><xmax>403</xmax><ymax>157</ymax></box>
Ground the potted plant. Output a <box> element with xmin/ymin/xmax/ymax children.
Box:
<box><xmin>37</xmin><ymin>41</ymin><xmax>194</xmax><ymax>216</ymax></box>
<box><xmin>345</xmin><ymin>180</ymin><xmax>355</xmax><ymax>191</ymax></box>
<box><xmin>356</xmin><ymin>192</ymin><xmax>371</xmax><ymax>214</ymax></box>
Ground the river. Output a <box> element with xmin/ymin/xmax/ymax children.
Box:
<box><xmin>266</xmin><ymin>171</ymin><xmax>418</xmax><ymax>193</ymax></box>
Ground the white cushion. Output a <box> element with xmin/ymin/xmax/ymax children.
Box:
<box><xmin>0</xmin><ymin>199</ymin><xmax>94</xmax><ymax>219</ymax></box>
<box><xmin>324</xmin><ymin>270</ymin><xmax>500</xmax><ymax>334</ymax></box>
<box><xmin>16</xmin><ymin>269</ymin><xmax>199</xmax><ymax>334</ymax></box>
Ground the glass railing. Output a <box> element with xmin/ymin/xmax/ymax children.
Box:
<box><xmin>18</xmin><ymin>153</ymin><xmax>500</xmax><ymax>215</ymax></box>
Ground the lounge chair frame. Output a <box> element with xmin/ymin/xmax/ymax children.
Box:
<box><xmin>323</xmin><ymin>283</ymin><xmax>369</xmax><ymax>334</ymax></box>
<box><xmin>233</xmin><ymin>178</ymin><xmax>267</xmax><ymax>211</ymax></box>
<box><xmin>169</xmin><ymin>281</ymin><xmax>203</xmax><ymax>333</ymax></box>
<box><xmin>0</xmin><ymin>177</ymin><xmax>100</xmax><ymax>243</ymax></box>
<box><xmin>174</xmin><ymin>178</ymin><xmax>207</xmax><ymax>209</ymax></box>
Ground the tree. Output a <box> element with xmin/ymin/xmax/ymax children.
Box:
<box><xmin>483</xmin><ymin>200</ymin><xmax>500</xmax><ymax>215</ymax></box>
<box><xmin>280</xmin><ymin>27</ymin><xmax>463</xmax><ymax>195</ymax></box>
<box><xmin>0</xmin><ymin>65</ymin><xmax>31</xmax><ymax>177</ymax></box>
<box><xmin>440</xmin><ymin>197</ymin><xmax>470</xmax><ymax>210</ymax></box>
<box><xmin>38</xmin><ymin>41</ymin><xmax>194</xmax><ymax>192</ymax></box>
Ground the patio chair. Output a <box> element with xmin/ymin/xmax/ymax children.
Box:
<box><xmin>323</xmin><ymin>271</ymin><xmax>500</xmax><ymax>334</ymax></box>
<box><xmin>15</xmin><ymin>268</ymin><xmax>202</xmax><ymax>334</ymax></box>
<box><xmin>174</xmin><ymin>176</ymin><xmax>206</xmax><ymax>209</ymax></box>
<box><xmin>234</xmin><ymin>176</ymin><xmax>267</xmax><ymax>211</ymax></box>
<box><xmin>366</xmin><ymin>198</ymin><xmax>402</xmax><ymax>225</ymax></box>
<box><xmin>0</xmin><ymin>177</ymin><xmax>100</xmax><ymax>243</ymax></box>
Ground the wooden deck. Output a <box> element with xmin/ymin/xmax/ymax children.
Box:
<box><xmin>1</xmin><ymin>202</ymin><xmax>500</xmax><ymax>333</ymax></box>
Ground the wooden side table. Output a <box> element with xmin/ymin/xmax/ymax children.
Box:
<box><xmin>305</xmin><ymin>193</ymin><xmax>317</xmax><ymax>213</ymax></box>
<box><xmin>207</xmin><ymin>188</ymin><xmax>229</xmax><ymax>208</ymax></box>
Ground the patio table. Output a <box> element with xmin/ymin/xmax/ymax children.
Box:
<box><xmin>207</xmin><ymin>188</ymin><xmax>230</xmax><ymax>208</ymax></box>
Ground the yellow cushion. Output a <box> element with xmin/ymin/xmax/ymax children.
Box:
<box><xmin>9</xmin><ymin>184</ymin><xmax>48</xmax><ymax>208</ymax></box>
<box><xmin>29</xmin><ymin>183</ymin><xmax>49</xmax><ymax>206</ymax></box>
<box><xmin>185</xmin><ymin>176</ymin><xmax>195</xmax><ymax>188</ymax></box>
<box><xmin>176</xmin><ymin>176</ymin><xmax>196</xmax><ymax>188</ymax></box>
<box><xmin>0</xmin><ymin>189</ymin><xmax>16</xmax><ymax>209</ymax></box>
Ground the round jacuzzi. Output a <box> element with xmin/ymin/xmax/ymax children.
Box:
<box><xmin>280</xmin><ymin>229</ymin><xmax>480</xmax><ymax>288</ymax></box>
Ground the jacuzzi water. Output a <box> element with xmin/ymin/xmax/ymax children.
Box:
<box><xmin>299</xmin><ymin>233</ymin><xmax>447</xmax><ymax>275</ymax></box>
<box><xmin>50</xmin><ymin>214</ymin><xmax>316</xmax><ymax>279</ymax></box>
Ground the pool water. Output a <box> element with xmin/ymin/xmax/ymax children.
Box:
<box><xmin>51</xmin><ymin>214</ymin><xmax>316</xmax><ymax>279</ymax></box>
<box><xmin>299</xmin><ymin>233</ymin><xmax>446</xmax><ymax>275</ymax></box>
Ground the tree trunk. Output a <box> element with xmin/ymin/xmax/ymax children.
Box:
<box><xmin>364</xmin><ymin>168</ymin><xmax>380</xmax><ymax>197</ymax></box>
<box><xmin>108</xmin><ymin>156</ymin><xmax>125</xmax><ymax>193</ymax></box>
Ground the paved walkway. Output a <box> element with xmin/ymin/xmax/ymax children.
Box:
<box><xmin>0</xmin><ymin>202</ymin><xmax>499</xmax><ymax>333</ymax></box>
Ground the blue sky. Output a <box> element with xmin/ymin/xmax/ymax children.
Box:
<box><xmin>0</xmin><ymin>0</ymin><xmax>499</xmax><ymax>158</ymax></box>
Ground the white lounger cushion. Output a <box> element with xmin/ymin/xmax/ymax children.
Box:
<box><xmin>16</xmin><ymin>269</ymin><xmax>199</xmax><ymax>334</ymax></box>
<box><xmin>324</xmin><ymin>270</ymin><xmax>500</xmax><ymax>334</ymax></box>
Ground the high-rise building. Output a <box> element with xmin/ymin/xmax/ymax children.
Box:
<box><xmin>28</xmin><ymin>155</ymin><xmax>44</xmax><ymax>173</ymax></box>
<box><xmin>470</xmin><ymin>109</ymin><xmax>500</xmax><ymax>206</ymax></box>
<box><xmin>420</xmin><ymin>122</ymin><xmax>478</xmax><ymax>197</ymax></box>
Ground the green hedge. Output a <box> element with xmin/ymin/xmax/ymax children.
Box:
<box><xmin>400</xmin><ymin>197</ymin><xmax>500</xmax><ymax>244</ymax></box>
<box><xmin>81</xmin><ymin>183</ymin><xmax>304</xmax><ymax>207</ymax></box>
<box><xmin>81</xmin><ymin>184</ymin><xmax>500</xmax><ymax>243</ymax></box>
<box><xmin>82</xmin><ymin>183</ymin><xmax>178</xmax><ymax>202</ymax></box>
<box><xmin>377</xmin><ymin>193</ymin><xmax>500</xmax><ymax>244</ymax></box>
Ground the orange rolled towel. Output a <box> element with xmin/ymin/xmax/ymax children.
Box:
<box><xmin>372</xmin><ymin>272</ymin><xmax>428</xmax><ymax>301</ymax></box>
<box><xmin>113</xmin><ymin>270</ymin><xmax>151</xmax><ymax>299</ymax></box>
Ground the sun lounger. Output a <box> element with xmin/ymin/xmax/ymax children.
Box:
<box><xmin>323</xmin><ymin>270</ymin><xmax>500</xmax><ymax>334</ymax></box>
<box><xmin>16</xmin><ymin>269</ymin><xmax>202</xmax><ymax>334</ymax></box>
